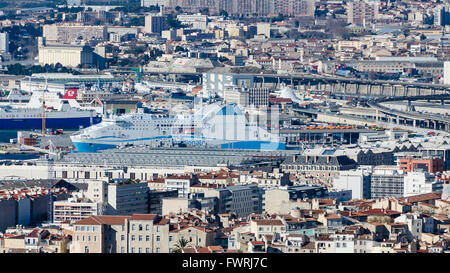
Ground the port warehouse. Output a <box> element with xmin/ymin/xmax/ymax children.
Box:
<box><xmin>0</xmin><ymin>147</ymin><xmax>298</xmax><ymax>180</ymax></box>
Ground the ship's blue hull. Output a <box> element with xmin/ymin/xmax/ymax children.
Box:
<box><xmin>0</xmin><ymin>117</ymin><xmax>102</xmax><ymax>130</ymax></box>
<box><xmin>72</xmin><ymin>140</ymin><xmax>286</xmax><ymax>153</ymax></box>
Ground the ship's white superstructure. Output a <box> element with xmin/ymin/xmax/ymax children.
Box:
<box><xmin>71</xmin><ymin>102</ymin><xmax>285</xmax><ymax>152</ymax></box>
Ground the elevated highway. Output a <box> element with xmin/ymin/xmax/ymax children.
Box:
<box><xmin>367</xmin><ymin>94</ymin><xmax>450</xmax><ymax>132</ymax></box>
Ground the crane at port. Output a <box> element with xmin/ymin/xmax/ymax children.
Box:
<box><xmin>41</xmin><ymin>78</ymin><xmax>48</xmax><ymax>135</ymax></box>
<box><xmin>47</xmin><ymin>156</ymin><xmax>54</xmax><ymax>223</ymax></box>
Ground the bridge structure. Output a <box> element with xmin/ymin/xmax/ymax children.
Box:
<box><xmin>367</xmin><ymin>94</ymin><xmax>450</xmax><ymax>133</ymax></box>
<box><xmin>109</xmin><ymin>69</ymin><xmax>450</xmax><ymax>98</ymax></box>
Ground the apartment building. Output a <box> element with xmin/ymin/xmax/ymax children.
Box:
<box><xmin>106</xmin><ymin>181</ymin><xmax>149</xmax><ymax>215</ymax></box>
<box><xmin>347</xmin><ymin>0</ymin><xmax>379</xmax><ymax>26</ymax></box>
<box><xmin>403</xmin><ymin>171</ymin><xmax>442</xmax><ymax>197</ymax></box>
<box><xmin>53</xmin><ymin>198</ymin><xmax>101</xmax><ymax>223</ymax></box>
<box><xmin>144</xmin><ymin>15</ymin><xmax>167</xmax><ymax>34</ymax></box>
<box><xmin>0</xmin><ymin>32</ymin><xmax>9</xmax><ymax>53</ymax></box>
<box><xmin>71</xmin><ymin>213</ymin><xmax>217</xmax><ymax>253</ymax></box>
<box><xmin>333</xmin><ymin>170</ymin><xmax>371</xmax><ymax>200</ymax></box>
<box><xmin>165</xmin><ymin>175</ymin><xmax>198</xmax><ymax>198</ymax></box>
<box><xmin>248</xmin><ymin>88</ymin><xmax>270</xmax><ymax>107</ymax></box>
<box><xmin>204</xmin><ymin>184</ymin><xmax>262</xmax><ymax>218</ymax></box>
<box><xmin>43</xmin><ymin>24</ymin><xmax>107</xmax><ymax>44</ymax></box>
<box><xmin>281</xmin><ymin>154</ymin><xmax>357</xmax><ymax>178</ymax></box>
<box><xmin>250</xmin><ymin>219</ymin><xmax>287</xmax><ymax>240</ymax></box>
<box><xmin>370</xmin><ymin>169</ymin><xmax>405</xmax><ymax>199</ymax></box>
<box><xmin>398</xmin><ymin>157</ymin><xmax>445</xmax><ymax>174</ymax></box>
<box><xmin>71</xmin><ymin>214</ymin><xmax>166</xmax><ymax>253</ymax></box>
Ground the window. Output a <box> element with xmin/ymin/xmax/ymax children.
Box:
<box><xmin>88</xmin><ymin>236</ymin><xmax>91</xmax><ymax>242</ymax></box>
<box><xmin>85</xmin><ymin>246</ymin><xmax>89</xmax><ymax>253</ymax></box>
<box><xmin>156</xmin><ymin>226</ymin><xmax>160</xmax><ymax>232</ymax></box>
<box><xmin>131</xmin><ymin>247</ymin><xmax>135</xmax><ymax>253</ymax></box>
<box><xmin>94</xmin><ymin>236</ymin><xmax>97</xmax><ymax>242</ymax></box>
<box><xmin>156</xmin><ymin>236</ymin><xmax>160</xmax><ymax>242</ymax></box>
<box><xmin>169</xmin><ymin>236</ymin><xmax>173</xmax><ymax>242</ymax></box>
<box><xmin>138</xmin><ymin>248</ymin><xmax>142</xmax><ymax>253</ymax></box>
<box><xmin>121</xmin><ymin>235</ymin><xmax>125</xmax><ymax>241</ymax></box>
<box><xmin>139</xmin><ymin>224</ymin><xmax>142</xmax><ymax>231</ymax></box>
<box><xmin>146</xmin><ymin>248</ymin><xmax>150</xmax><ymax>253</ymax></box>
<box><xmin>132</xmin><ymin>224</ymin><xmax>135</xmax><ymax>231</ymax></box>
<box><xmin>132</xmin><ymin>235</ymin><xmax>135</xmax><ymax>241</ymax></box>
<box><xmin>121</xmin><ymin>247</ymin><xmax>125</xmax><ymax>253</ymax></box>
<box><xmin>146</xmin><ymin>224</ymin><xmax>150</xmax><ymax>231</ymax></box>
<box><xmin>146</xmin><ymin>235</ymin><xmax>150</xmax><ymax>241</ymax></box>
<box><xmin>156</xmin><ymin>248</ymin><xmax>160</xmax><ymax>253</ymax></box>
<box><xmin>139</xmin><ymin>235</ymin><xmax>142</xmax><ymax>241</ymax></box>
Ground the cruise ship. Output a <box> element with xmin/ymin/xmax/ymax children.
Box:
<box><xmin>70</xmin><ymin>103</ymin><xmax>286</xmax><ymax>152</ymax></box>
<box><xmin>0</xmin><ymin>89</ymin><xmax>102</xmax><ymax>130</ymax></box>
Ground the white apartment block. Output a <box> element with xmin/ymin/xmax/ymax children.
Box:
<box><xmin>43</xmin><ymin>24</ymin><xmax>107</xmax><ymax>44</ymax></box>
<box><xmin>165</xmin><ymin>175</ymin><xmax>195</xmax><ymax>198</ymax></box>
<box><xmin>403</xmin><ymin>171</ymin><xmax>442</xmax><ymax>197</ymax></box>
<box><xmin>444</xmin><ymin>61</ymin><xmax>450</xmax><ymax>85</ymax></box>
<box><xmin>177</xmin><ymin>14</ymin><xmax>208</xmax><ymax>30</ymax></box>
<box><xmin>53</xmin><ymin>198</ymin><xmax>101</xmax><ymax>223</ymax></box>
<box><xmin>141</xmin><ymin>0</ymin><xmax>166</xmax><ymax>7</ymax></box>
<box><xmin>333</xmin><ymin>170</ymin><xmax>371</xmax><ymax>200</ymax></box>
<box><xmin>0</xmin><ymin>32</ymin><xmax>9</xmax><ymax>53</ymax></box>
<box><xmin>347</xmin><ymin>0</ymin><xmax>379</xmax><ymax>26</ymax></box>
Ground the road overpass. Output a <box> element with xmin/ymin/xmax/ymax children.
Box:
<box><xmin>367</xmin><ymin>94</ymin><xmax>450</xmax><ymax>132</ymax></box>
<box><xmin>109</xmin><ymin>69</ymin><xmax>450</xmax><ymax>98</ymax></box>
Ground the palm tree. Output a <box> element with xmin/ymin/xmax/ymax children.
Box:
<box><xmin>173</xmin><ymin>238</ymin><xmax>190</xmax><ymax>253</ymax></box>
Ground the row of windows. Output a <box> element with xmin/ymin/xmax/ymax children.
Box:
<box><xmin>75</xmin><ymin>226</ymin><xmax>100</xmax><ymax>232</ymax></box>
<box><xmin>127</xmin><ymin>235</ymin><xmax>172</xmax><ymax>242</ymax></box>
<box><xmin>76</xmin><ymin>235</ymin><xmax>97</xmax><ymax>242</ymax></box>
<box><xmin>124</xmin><ymin>247</ymin><xmax>170</xmax><ymax>253</ymax></box>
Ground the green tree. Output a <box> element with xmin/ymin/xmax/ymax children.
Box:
<box><xmin>174</xmin><ymin>45</ymin><xmax>185</xmax><ymax>52</ymax></box>
<box><xmin>219</xmin><ymin>10</ymin><xmax>228</xmax><ymax>18</ymax></box>
<box><xmin>167</xmin><ymin>14</ymin><xmax>184</xmax><ymax>29</ymax></box>
<box><xmin>173</xmin><ymin>238</ymin><xmax>190</xmax><ymax>253</ymax></box>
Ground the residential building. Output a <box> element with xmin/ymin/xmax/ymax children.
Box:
<box><xmin>105</xmin><ymin>181</ymin><xmax>149</xmax><ymax>215</ymax></box>
<box><xmin>42</xmin><ymin>24</ymin><xmax>107</xmax><ymax>44</ymax></box>
<box><xmin>403</xmin><ymin>171</ymin><xmax>443</xmax><ymax>197</ymax></box>
<box><xmin>333</xmin><ymin>170</ymin><xmax>371</xmax><ymax>200</ymax></box>
<box><xmin>53</xmin><ymin>197</ymin><xmax>101</xmax><ymax>223</ymax></box>
<box><xmin>281</xmin><ymin>154</ymin><xmax>357</xmax><ymax>178</ymax></box>
<box><xmin>145</xmin><ymin>15</ymin><xmax>167</xmax><ymax>34</ymax></box>
<box><xmin>398</xmin><ymin>157</ymin><xmax>445</xmax><ymax>174</ymax></box>
<box><xmin>0</xmin><ymin>32</ymin><xmax>9</xmax><ymax>53</ymax></box>
<box><xmin>370</xmin><ymin>168</ymin><xmax>405</xmax><ymax>198</ymax></box>
<box><xmin>347</xmin><ymin>0</ymin><xmax>379</xmax><ymax>26</ymax></box>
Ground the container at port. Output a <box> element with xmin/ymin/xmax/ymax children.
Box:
<box><xmin>23</xmin><ymin>137</ymin><xmax>36</xmax><ymax>146</ymax></box>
